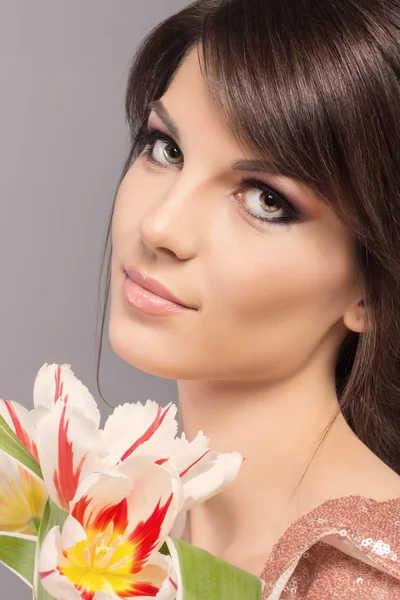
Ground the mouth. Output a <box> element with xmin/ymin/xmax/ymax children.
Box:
<box><xmin>123</xmin><ymin>266</ymin><xmax>196</xmax><ymax>310</ymax></box>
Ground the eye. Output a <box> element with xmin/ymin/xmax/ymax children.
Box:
<box><xmin>232</xmin><ymin>179</ymin><xmax>304</xmax><ymax>225</ymax></box>
<box><xmin>136</xmin><ymin>128</ymin><xmax>183</xmax><ymax>168</ymax></box>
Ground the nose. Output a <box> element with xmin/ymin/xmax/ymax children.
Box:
<box><xmin>139</xmin><ymin>175</ymin><xmax>209</xmax><ymax>260</ymax></box>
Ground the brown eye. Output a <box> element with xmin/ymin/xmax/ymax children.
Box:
<box><xmin>237</xmin><ymin>187</ymin><xmax>285</xmax><ymax>220</ymax></box>
<box><xmin>162</xmin><ymin>141</ymin><xmax>182</xmax><ymax>164</ymax></box>
<box><xmin>232</xmin><ymin>177</ymin><xmax>304</xmax><ymax>226</ymax></box>
<box><xmin>137</xmin><ymin>128</ymin><xmax>184</xmax><ymax>168</ymax></box>
<box><xmin>259</xmin><ymin>191</ymin><xmax>282</xmax><ymax>213</ymax></box>
<box><xmin>150</xmin><ymin>139</ymin><xmax>183</xmax><ymax>166</ymax></box>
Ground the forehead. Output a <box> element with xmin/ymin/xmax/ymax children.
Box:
<box><xmin>158</xmin><ymin>46</ymin><xmax>253</xmax><ymax>160</ymax></box>
<box><xmin>167</xmin><ymin>46</ymin><xmax>205</xmax><ymax>93</ymax></box>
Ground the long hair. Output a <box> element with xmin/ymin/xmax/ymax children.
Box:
<box><xmin>96</xmin><ymin>0</ymin><xmax>400</xmax><ymax>473</ymax></box>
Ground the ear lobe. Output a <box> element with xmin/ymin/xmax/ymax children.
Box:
<box><xmin>343</xmin><ymin>298</ymin><xmax>366</xmax><ymax>333</ymax></box>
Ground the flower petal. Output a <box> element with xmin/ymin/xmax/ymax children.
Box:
<box><xmin>39</xmin><ymin>525</ymin><xmax>81</xmax><ymax>600</ymax></box>
<box><xmin>0</xmin><ymin>400</ymin><xmax>38</xmax><ymax>460</ymax></box>
<box><xmin>70</xmin><ymin>456</ymin><xmax>183</xmax><ymax>579</ymax></box>
<box><xmin>90</xmin><ymin>553</ymin><xmax>176</xmax><ymax>600</ymax></box>
<box><xmin>33</xmin><ymin>363</ymin><xmax>101</xmax><ymax>427</ymax></box>
<box><xmin>38</xmin><ymin>525</ymin><xmax>60</xmax><ymax>574</ymax></box>
<box><xmin>61</xmin><ymin>514</ymin><xmax>87</xmax><ymax>549</ymax></box>
<box><xmin>118</xmin><ymin>456</ymin><xmax>184</xmax><ymax>545</ymax></box>
<box><xmin>36</xmin><ymin>401</ymin><xmax>103</xmax><ymax>511</ymax></box>
<box><xmin>42</xmin><ymin>462</ymin><xmax>181</xmax><ymax>600</ymax></box>
<box><xmin>91</xmin><ymin>592</ymin><xmax>114</xmax><ymax>600</ymax></box>
<box><xmin>167</xmin><ymin>431</ymin><xmax>209</xmax><ymax>476</ymax></box>
<box><xmin>71</xmin><ymin>466</ymin><xmax>134</xmax><ymax>513</ymax></box>
<box><xmin>163</xmin><ymin>431</ymin><xmax>243</xmax><ymax>510</ymax></box>
<box><xmin>0</xmin><ymin>451</ymin><xmax>47</xmax><ymax>534</ymax></box>
<box><xmin>179</xmin><ymin>449</ymin><xmax>243</xmax><ymax>511</ymax></box>
<box><xmin>127</xmin><ymin>552</ymin><xmax>177</xmax><ymax>600</ymax></box>
<box><xmin>39</xmin><ymin>567</ymin><xmax>82</xmax><ymax>599</ymax></box>
<box><xmin>103</xmin><ymin>401</ymin><xmax>178</xmax><ymax>465</ymax></box>
<box><xmin>164</xmin><ymin>537</ymin><xmax>183</xmax><ymax>600</ymax></box>
<box><xmin>71</xmin><ymin>470</ymin><xmax>134</xmax><ymax>527</ymax></box>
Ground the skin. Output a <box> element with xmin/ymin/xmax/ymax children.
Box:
<box><xmin>109</xmin><ymin>46</ymin><xmax>400</xmax><ymax>575</ymax></box>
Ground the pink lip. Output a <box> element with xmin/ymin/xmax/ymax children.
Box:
<box><xmin>124</xmin><ymin>266</ymin><xmax>195</xmax><ymax>309</ymax></box>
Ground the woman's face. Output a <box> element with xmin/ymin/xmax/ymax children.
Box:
<box><xmin>109</xmin><ymin>47</ymin><xmax>362</xmax><ymax>382</ymax></box>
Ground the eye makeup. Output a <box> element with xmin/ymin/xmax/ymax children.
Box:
<box><xmin>135</xmin><ymin>125</ymin><xmax>307</xmax><ymax>227</ymax></box>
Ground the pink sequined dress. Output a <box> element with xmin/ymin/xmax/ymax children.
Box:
<box><xmin>172</xmin><ymin>494</ymin><xmax>400</xmax><ymax>598</ymax></box>
<box><xmin>260</xmin><ymin>495</ymin><xmax>400</xmax><ymax>599</ymax></box>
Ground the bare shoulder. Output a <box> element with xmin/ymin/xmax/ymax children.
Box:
<box><xmin>340</xmin><ymin>429</ymin><xmax>400</xmax><ymax>501</ymax></box>
<box><xmin>360</xmin><ymin>448</ymin><xmax>400</xmax><ymax>500</ymax></box>
<box><xmin>316</xmin><ymin>420</ymin><xmax>400</xmax><ymax>504</ymax></box>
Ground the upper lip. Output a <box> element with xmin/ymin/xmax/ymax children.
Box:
<box><xmin>124</xmin><ymin>266</ymin><xmax>195</xmax><ymax>309</ymax></box>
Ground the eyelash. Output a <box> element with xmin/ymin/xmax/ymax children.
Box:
<box><xmin>135</xmin><ymin>127</ymin><xmax>305</xmax><ymax>226</ymax></box>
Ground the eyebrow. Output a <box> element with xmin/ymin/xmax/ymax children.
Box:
<box><xmin>147</xmin><ymin>99</ymin><xmax>281</xmax><ymax>175</ymax></box>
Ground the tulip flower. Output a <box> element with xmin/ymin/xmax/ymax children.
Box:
<box><xmin>33</xmin><ymin>364</ymin><xmax>106</xmax><ymax>512</ymax></box>
<box><xmin>0</xmin><ymin>400</ymin><xmax>47</xmax><ymax>535</ymax></box>
<box><xmin>0</xmin><ymin>364</ymin><xmax>263</xmax><ymax>600</ymax></box>
<box><xmin>39</xmin><ymin>456</ymin><xmax>184</xmax><ymax>600</ymax></box>
<box><xmin>34</xmin><ymin>364</ymin><xmax>242</xmax><ymax>516</ymax></box>
<box><xmin>102</xmin><ymin>401</ymin><xmax>243</xmax><ymax>510</ymax></box>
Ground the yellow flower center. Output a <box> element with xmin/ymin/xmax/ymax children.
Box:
<box><xmin>0</xmin><ymin>465</ymin><xmax>47</xmax><ymax>534</ymax></box>
<box><xmin>60</xmin><ymin>522</ymin><xmax>138</xmax><ymax>596</ymax></box>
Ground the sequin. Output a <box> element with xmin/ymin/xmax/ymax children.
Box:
<box><xmin>372</xmin><ymin>540</ymin><xmax>391</xmax><ymax>556</ymax></box>
<box><xmin>260</xmin><ymin>495</ymin><xmax>400</xmax><ymax>599</ymax></box>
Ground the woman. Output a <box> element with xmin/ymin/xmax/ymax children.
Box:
<box><xmin>96</xmin><ymin>0</ymin><xmax>400</xmax><ymax>597</ymax></box>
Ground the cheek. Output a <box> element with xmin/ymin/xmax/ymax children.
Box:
<box><xmin>112</xmin><ymin>175</ymin><xmax>129</xmax><ymax>247</ymax></box>
<box><xmin>111</xmin><ymin>165</ymin><xmax>150</xmax><ymax>252</ymax></box>
<box><xmin>194</xmin><ymin>228</ymin><xmax>354</xmax><ymax>380</ymax></box>
<box><xmin>205</xmin><ymin>225</ymin><xmax>353</xmax><ymax>328</ymax></box>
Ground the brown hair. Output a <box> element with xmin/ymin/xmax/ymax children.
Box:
<box><xmin>96</xmin><ymin>0</ymin><xmax>400</xmax><ymax>474</ymax></box>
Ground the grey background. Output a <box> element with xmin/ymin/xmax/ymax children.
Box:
<box><xmin>0</xmin><ymin>1</ymin><xmax>190</xmax><ymax>596</ymax></box>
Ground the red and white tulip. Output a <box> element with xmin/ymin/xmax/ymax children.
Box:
<box><xmin>0</xmin><ymin>364</ymin><xmax>258</xmax><ymax>600</ymax></box>
<box><xmin>0</xmin><ymin>400</ymin><xmax>47</xmax><ymax>535</ymax></box>
<box><xmin>33</xmin><ymin>364</ymin><xmax>106</xmax><ymax>512</ymax></box>
<box><xmin>34</xmin><ymin>365</ymin><xmax>242</xmax><ymax>516</ymax></box>
<box><xmin>39</xmin><ymin>456</ymin><xmax>184</xmax><ymax>600</ymax></box>
<box><xmin>102</xmin><ymin>400</ymin><xmax>243</xmax><ymax>511</ymax></box>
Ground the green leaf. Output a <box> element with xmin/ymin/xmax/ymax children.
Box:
<box><xmin>36</xmin><ymin>499</ymin><xmax>67</xmax><ymax>547</ymax></box>
<box><xmin>166</xmin><ymin>537</ymin><xmax>264</xmax><ymax>600</ymax></box>
<box><xmin>29</xmin><ymin>517</ymin><xmax>41</xmax><ymax>536</ymax></box>
<box><xmin>0</xmin><ymin>414</ymin><xmax>43</xmax><ymax>481</ymax></box>
<box><xmin>0</xmin><ymin>532</ymin><xmax>37</xmax><ymax>588</ymax></box>
<box><xmin>159</xmin><ymin>541</ymin><xmax>169</xmax><ymax>556</ymax></box>
<box><xmin>34</xmin><ymin>498</ymin><xmax>69</xmax><ymax>600</ymax></box>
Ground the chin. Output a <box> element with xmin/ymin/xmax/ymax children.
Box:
<box><xmin>107</xmin><ymin>311</ymin><xmax>202</xmax><ymax>380</ymax></box>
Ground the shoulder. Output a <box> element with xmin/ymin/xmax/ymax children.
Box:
<box><xmin>348</xmin><ymin>440</ymin><xmax>400</xmax><ymax>501</ymax></box>
<box><xmin>271</xmin><ymin>540</ymin><xmax>400</xmax><ymax>599</ymax></box>
<box><xmin>260</xmin><ymin>495</ymin><xmax>400</xmax><ymax>599</ymax></box>
<box><xmin>318</xmin><ymin>421</ymin><xmax>400</xmax><ymax>503</ymax></box>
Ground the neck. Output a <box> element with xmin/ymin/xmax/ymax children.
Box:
<box><xmin>177</xmin><ymin>357</ymin><xmax>351</xmax><ymax>567</ymax></box>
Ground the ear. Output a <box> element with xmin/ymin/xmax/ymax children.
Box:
<box><xmin>343</xmin><ymin>297</ymin><xmax>367</xmax><ymax>333</ymax></box>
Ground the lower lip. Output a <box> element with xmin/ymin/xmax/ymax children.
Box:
<box><xmin>122</xmin><ymin>275</ymin><xmax>194</xmax><ymax>316</ymax></box>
